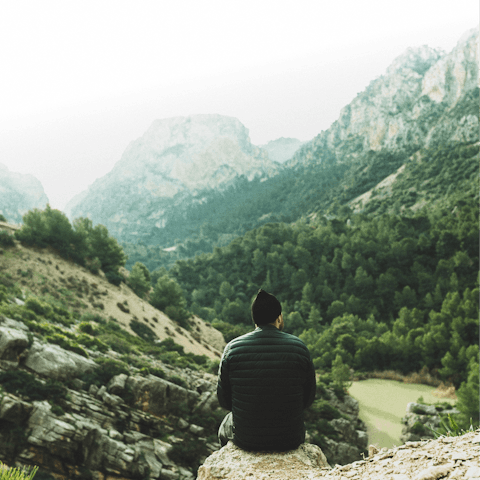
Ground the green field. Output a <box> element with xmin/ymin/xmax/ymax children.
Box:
<box><xmin>349</xmin><ymin>379</ymin><xmax>455</xmax><ymax>449</ymax></box>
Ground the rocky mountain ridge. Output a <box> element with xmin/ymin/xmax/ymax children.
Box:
<box><xmin>0</xmin><ymin>163</ymin><xmax>49</xmax><ymax>224</ymax></box>
<box><xmin>65</xmin><ymin>114</ymin><xmax>279</xmax><ymax>242</ymax></box>
<box><xmin>68</xmin><ymin>28</ymin><xmax>478</xmax><ymax>257</ymax></box>
<box><xmin>288</xmin><ymin>28</ymin><xmax>478</xmax><ymax>168</ymax></box>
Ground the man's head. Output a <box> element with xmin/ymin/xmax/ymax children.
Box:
<box><xmin>251</xmin><ymin>289</ymin><xmax>283</xmax><ymax>328</ymax></box>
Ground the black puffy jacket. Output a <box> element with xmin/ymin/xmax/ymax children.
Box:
<box><xmin>217</xmin><ymin>324</ymin><xmax>316</xmax><ymax>451</ymax></box>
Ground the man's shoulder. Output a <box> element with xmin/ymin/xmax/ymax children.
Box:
<box><xmin>226</xmin><ymin>327</ymin><xmax>309</xmax><ymax>352</ymax></box>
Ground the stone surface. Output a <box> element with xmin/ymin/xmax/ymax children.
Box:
<box><xmin>126</xmin><ymin>374</ymin><xmax>199</xmax><ymax>416</ymax></box>
<box><xmin>401</xmin><ymin>402</ymin><xmax>460</xmax><ymax>442</ymax></box>
<box><xmin>197</xmin><ymin>441</ymin><xmax>330</xmax><ymax>480</ymax></box>
<box><xmin>24</xmin><ymin>341</ymin><xmax>97</xmax><ymax>380</ymax></box>
<box><xmin>320</xmin><ymin>430</ymin><xmax>480</xmax><ymax>479</ymax></box>
<box><xmin>0</xmin><ymin>325</ymin><xmax>29</xmax><ymax>362</ymax></box>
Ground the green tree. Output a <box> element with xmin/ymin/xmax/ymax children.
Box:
<box><xmin>150</xmin><ymin>275</ymin><xmax>190</xmax><ymax>327</ymax></box>
<box><xmin>455</xmin><ymin>354</ymin><xmax>479</xmax><ymax>428</ymax></box>
<box><xmin>128</xmin><ymin>262</ymin><xmax>151</xmax><ymax>299</ymax></box>
<box><xmin>331</xmin><ymin>354</ymin><xmax>352</xmax><ymax>391</ymax></box>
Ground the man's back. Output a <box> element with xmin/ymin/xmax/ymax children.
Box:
<box><xmin>217</xmin><ymin>324</ymin><xmax>316</xmax><ymax>451</ymax></box>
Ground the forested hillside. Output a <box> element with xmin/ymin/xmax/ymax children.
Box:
<box><xmin>164</xmin><ymin>188</ymin><xmax>478</xmax><ymax>426</ymax></box>
<box><xmin>124</xmin><ymin>140</ymin><xmax>478</xmax><ymax>272</ymax></box>
<box><xmin>122</xmin><ymin>29</ymin><xmax>478</xmax><ymax>270</ymax></box>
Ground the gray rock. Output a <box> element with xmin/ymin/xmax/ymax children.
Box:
<box><xmin>322</xmin><ymin>437</ymin><xmax>361</xmax><ymax>466</ymax></box>
<box><xmin>189</xmin><ymin>424</ymin><xmax>205</xmax><ymax>436</ymax></box>
<box><xmin>355</xmin><ymin>430</ymin><xmax>368</xmax><ymax>450</ymax></box>
<box><xmin>194</xmin><ymin>391</ymin><xmax>220</xmax><ymax>414</ymax></box>
<box><xmin>97</xmin><ymin>385</ymin><xmax>107</xmax><ymax>399</ymax></box>
<box><xmin>330</xmin><ymin>418</ymin><xmax>356</xmax><ymax>441</ymax></box>
<box><xmin>136</xmin><ymin>438</ymin><xmax>164</xmax><ymax>478</ymax></box>
<box><xmin>88</xmin><ymin>384</ymin><xmax>99</xmax><ymax>396</ymax></box>
<box><xmin>160</xmin><ymin>469</ymin><xmax>180</xmax><ymax>480</ymax></box>
<box><xmin>0</xmin><ymin>326</ymin><xmax>29</xmax><ymax>362</ymax></box>
<box><xmin>154</xmin><ymin>438</ymin><xmax>174</xmax><ymax>466</ymax></box>
<box><xmin>177</xmin><ymin>418</ymin><xmax>189</xmax><ymax>430</ymax></box>
<box><xmin>24</xmin><ymin>341</ymin><xmax>97</xmax><ymax>380</ymax></box>
<box><xmin>0</xmin><ymin>394</ymin><xmax>33</xmax><ymax>423</ymax></box>
<box><xmin>126</xmin><ymin>375</ymin><xmax>199</xmax><ymax>417</ymax></box>
<box><xmin>0</xmin><ymin>316</ymin><xmax>28</xmax><ymax>331</ymax></box>
<box><xmin>71</xmin><ymin>378</ymin><xmax>85</xmax><ymax>391</ymax></box>
<box><xmin>406</xmin><ymin>402</ymin><xmax>438</xmax><ymax>415</ymax></box>
<box><xmin>197</xmin><ymin>441</ymin><xmax>330</xmax><ymax>480</ymax></box>
<box><xmin>328</xmin><ymin>391</ymin><xmax>359</xmax><ymax>419</ymax></box>
<box><xmin>107</xmin><ymin>373</ymin><xmax>127</xmax><ymax>395</ymax></box>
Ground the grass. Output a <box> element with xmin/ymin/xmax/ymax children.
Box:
<box><xmin>349</xmin><ymin>378</ymin><xmax>456</xmax><ymax>449</ymax></box>
<box><xmin>0</xmin><ymin>463</ymin><xmax>38</xmax><ymax>480</ymax></box>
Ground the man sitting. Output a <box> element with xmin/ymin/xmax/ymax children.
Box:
<box><xmin>217</xmin><ymin>289</ymin><xmax>316</xmax><ymax>451</ymax></box>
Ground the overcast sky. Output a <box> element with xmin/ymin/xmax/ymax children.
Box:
<box><xmin>0</xmin><ymin>0</ymin><xmax>477</xmax><ymax>210</ymax></box>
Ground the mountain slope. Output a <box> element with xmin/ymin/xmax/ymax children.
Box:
<box><xmin>66</xmin><ymin>114</ymin><xmax>278</xmax><ymax>243</ymax></box>
<box><xmin>0</xmin><ymin>163</ymin><xmax>49</xmax><ymax>224</ymax></box>
<box><xmin>0</xmin><ymin>228</ymin><xmax>224</xmax><ymax>358</ymax></box>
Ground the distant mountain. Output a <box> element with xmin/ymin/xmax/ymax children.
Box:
<box><xmin>66</xmin><ymin>114</ymin><xmax>278</xmax><ymax>242</ymax></box>
<box><xmin>288</xmin><ymin>28</ymin><xmax>478</xmax><ymax>169</ymax></box>
<box><xmin>259</xmin><ymin>137</ymin><xmax>305</xmax><ymax>163</ymax></box>
<box><xmin>0</xmin><ymin>163</ymin><xmax>49</xmax><ymax>223</ymax></box>
<box><xmin>69</xmin><ymin>28</ymin><xmax>478</xmax><ymax>271</ymax></box>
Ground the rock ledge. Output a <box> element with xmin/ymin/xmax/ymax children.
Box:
<box><xmin>197</xmin><ymin>441</ymin><xmax>330</xmax><ymax>480</ymax></box>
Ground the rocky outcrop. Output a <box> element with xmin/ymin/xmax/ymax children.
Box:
<box><xmin>24</xmin><ymin>341</ymin><xmax>98</xmax><ymax>380</ymax></box>
<box><xmin>307</xmin><ymin>391</ymin><xmax>368</xmax><ymax>466</ymax></box>
<box><xmin>197</xmin><ymin>441</ymin><xmax>330</xmax><ymax>480</ymax></box>
<box><xmin>401</xmin><ymin>401</ymin><xmax>460</xmax><ymax>443</ymax></box>
<box><xmin>198</xmin><ymin>430</ymin><xmax>480</xmax><ymax>480</ymax></box>
<box><xmin>0</xmin><ymin>163</ymin><xmax>48</xmax><ymax>224</ymax></box>
<box><xmin>0</xmin><ymin>317</ymin><xmax>223</xmax><ymax>479</ymax></box>
<box><xmin>289</xmin><ymin>28</ymin><xmax>478</xmax><ymax>166</ymax></box>
<box><xmin>65</xmin><ymin>114</ymin><xmax>279</xmax><ymax>243</ymax></box>
<box><xmin>322</xmin><ymin>429</ymin><xmax>480</xmax><ymax>480</ymax></box>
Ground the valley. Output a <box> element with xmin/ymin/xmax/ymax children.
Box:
<box><xmin>0</xmin><ymin>25</ymin><xmax>478</xmax><ymax>480</ymax></box>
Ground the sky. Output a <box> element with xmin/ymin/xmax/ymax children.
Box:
<box><xmin>0</xmin><ymin>0</ymin><xmax>477</xmax><ymax>210</ymax></box>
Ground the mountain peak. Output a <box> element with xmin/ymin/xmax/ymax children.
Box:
<box><xmin>386</xmin><ymin>45</ymin><xmax>444</xmax><ymax>76</ymax></box>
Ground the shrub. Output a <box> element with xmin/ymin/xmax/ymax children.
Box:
<box><xmin>80</xmin><ymin>357</ymin><xmax>129</xmax><ymax>388</ymax></box>
<box><xmin>0</xmin><ymin>231</ymin><xmax>15</xmax><ymax>248</ymax></box>
<box><xmin>0</xmin><ymin>370</ymin><xmax>66</xmax><ymax>404</ymax></box>
<box><xmin>410</xmin><ymin>421</ymin><xmax>428</xmax><ymax>436</ymax></box>
<box><xmin>76</xmin><ymin>334</ymin><xmax>109</xmax><ymax>353</ymax></box>
<box><xmin>44</xmin><ymin>334</ymin><xmax>89</xmax><ymax>358</ymax></box>
<box><xmin>308</xmin><ymin>400</ymin><xmax>341</xmax><ymax>420</ymax></box>
<box><xmin>129</xmin><ymin>320</ymin><xmax>157</xmax><ymax>343</ymax></box>
<box><xmin>168</xmin><ymin>375</ymin><xmax>187</xmax><ymax>388</ymax></box>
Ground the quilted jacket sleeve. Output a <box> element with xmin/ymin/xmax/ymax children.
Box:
<box><xmin>216</xmin><ymin>346</ymin><xmax>232</xmax><ymax>411</ymax></box>
<box><xmin>303</xmin><ymin>354</ymin><xmax>316</xmax><ymax>409</ymax></box>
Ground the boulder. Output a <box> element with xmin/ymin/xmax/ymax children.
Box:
<box><xmin>107</xmin><ymin>373</ymin><xmax>128</xmax><ymax>395</ymax></box>
<box><xmin>0</xmin><ymin>394</ymin><xmax>33</xmax><ymax>423</ymax></box>
<box><xmin>0</xmin><ymin>325</ymin><xmax>29</xmax><ymax>362</ymax></box>
<box><xmin>24</xmin><ymin>341</ymin><xmax>97</xmax><ymax>380</ymax></box>
<box><xmin>321</xmin><ymin>437</ymin><xmax>362</xmax><ymax>466</ymax></box>
<box><xmin>197</xmin><ymin>441</ymin><xmax>330</xmax><ymax>480</ymax></box>
<box><xmin>126</xmin><ymin>375</ymin><xmax>199</xmax><ymax>417</ymax></box>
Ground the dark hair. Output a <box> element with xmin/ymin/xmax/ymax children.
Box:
<box><xmin>251</xmin><ymin>289</ymin><xmax>282</xmax><ymax>325</ymax></box>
